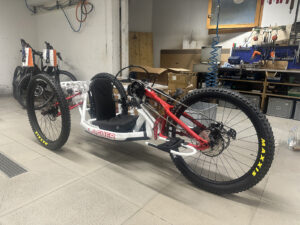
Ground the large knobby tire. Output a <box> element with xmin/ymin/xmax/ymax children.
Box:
<box><xmin>168</xmin><ymin>88</ymin><xmax>275</xmax><ymax>194</ymax></box>
<box><xmin>27</xmin><ymin>74</ymin><xmax>71</xmax><ymax>150</ymax></box>
<box><xmin>16</xmin><ymin>73</ymin><xmax>31</xmax><ymax>108</ymax></box>
<box><xmin>12</xmin><ymin>66</ymin><xmax>23</xmax><ymax>100</ymax></box>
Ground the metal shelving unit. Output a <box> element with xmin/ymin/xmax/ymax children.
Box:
<box><xmin>218</xmin><ymin>68</ymin><xmax>300</xmax><ymax>111</ymax></box>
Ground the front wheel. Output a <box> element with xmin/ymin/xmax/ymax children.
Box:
<box><xmin>167</xmin><ymin>88</ymin><xmax>275</xmax><ymax>194</ymax></box>
<box><xmin>27</xmin><ymin>74</ymin><xmax>71</xmax><ymax>150</ymax></box>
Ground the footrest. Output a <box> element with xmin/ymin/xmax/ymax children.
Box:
<box><xmin>149</xmin><ymin>138</ymin><xmax>184</xmax><ymax>153</ymax></box>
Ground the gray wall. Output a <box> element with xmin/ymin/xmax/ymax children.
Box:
<box><xmin>152</xmin><ymin>0</ymin><xmax>210</xmax><ymax>67</ymax></box>
<box><xmin>0</xmin><ymin>0</ymin><xmax>37</xmax><ymax>93</ymax></box>
<box><xmin>129</xmin><ymin>0</ymin><xmax>297</xmax><ymax>67</ymax></box>
<box><xmin>35</xmin><ymin>0</ymin><xmax>121</xmax><ymax>81</ymax></box>
<box><xmin>129</xmin><ymin>0</ymin><xmax>153</xmax><ymax>32</ymax></box>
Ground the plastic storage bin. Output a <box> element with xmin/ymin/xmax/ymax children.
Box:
<box><xmin>267</xmin><ymin>97</ymin><xmax>294</xmax><ymax>119</ymax></box>
<box><xmin>294</xmin><ymin>101</ymin><xmax>300</xmax><ymax>121</ymax></box>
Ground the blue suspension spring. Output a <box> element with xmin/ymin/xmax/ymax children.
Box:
<box><xmin>206</xmin><ymin>0</ymin><xmax>221</xmax><ymax>88</ymax></box>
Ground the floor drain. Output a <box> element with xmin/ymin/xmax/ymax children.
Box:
<box><xmin>0</xmin><ymin>152</ymin><xmax>27</xmax><ymax>178</ymax></box>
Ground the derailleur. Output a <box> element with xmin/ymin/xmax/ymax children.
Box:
<box><xmin>198</xmin><ymin>123</ymin><xmax>236</xmax><ymax>157</ymax></box>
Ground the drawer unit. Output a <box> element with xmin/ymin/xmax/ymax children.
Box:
<box><xmin>242</xmin><ymin>94</ymin><xmax>261</xmax><ymax>110</ymax></box>
<box><xmin>267</xmin><ymin>97</ymin><xmax>294</xmax><ymax>119</ymax></box>
<box><xmin>294</xmin><ymin>101</ymin><xmax>300</xmax><ymax>121</ymax></box>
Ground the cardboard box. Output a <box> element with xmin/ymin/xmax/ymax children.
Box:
<box><xmin>168</xmin><ymin>73</ymin><xmax>197</xmax><ymax>91</ymax></box>
<box><xmin>130</xmin><ymin>66</ymin><xmax>193</xmax><ymax>86</ymax></box>
<box><xmin>160</xmin><ymin>48</ymin><xmax>231</xmax><ymax>70</ymax></box>
<box><xmin>263</xmin><ymin>61</ymin><xmax>288</xmax><ymax>70</ymax></box>
<box><xmin>130</xmin><ymin>66</ymin><xmax>169</xmax><ymax>85</ymax></box>
<box><xmin>161</xmin><ymin>49</ymin><xmax>202</xmax><ymax>71</ymax></box>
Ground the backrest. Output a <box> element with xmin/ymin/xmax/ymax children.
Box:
<box><xmin>90</xmin><ymin>78</ymin><xmax>116</xmax><ymax>120</ymax></box>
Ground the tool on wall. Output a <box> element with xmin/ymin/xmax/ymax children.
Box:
<box><xmin>60</xmin><ymin>0</ymin><xmax>94</xmax><ymax>32</ymax></box>
<box><xmin>264</xmin><ymin>0</ymin><xmax>296</xmax><ymax>10</ymax></box>
<box><xmin>24</xmin><ymin>0</ymin><xmax>94</xmax><ymax>33</ymax></box>
<box><xmin>206</xmin><ymin>0</ymin><xmax>221</xmax><ymax>87</ymax></box>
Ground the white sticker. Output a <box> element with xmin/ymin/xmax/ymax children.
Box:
<box><xmin>172</xmin><ymin>76</ymin><xmax>177</xmax><ymax>81</ymax></box>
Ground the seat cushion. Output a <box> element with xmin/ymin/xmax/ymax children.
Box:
<box><xmin>90</xmin><ymin>78</ymin><xmax>116</xmax><ymax>121</ymax></box>
<box><xmin>92</xmin><ymin>115</ymin><xmax>138</xmax><ymax>133</ymax></box>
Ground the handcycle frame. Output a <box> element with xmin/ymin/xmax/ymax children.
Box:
<box><xmin>60</xmin><ymin>80</ymin><xmax>211</xmax><ymax>156</ymax></box>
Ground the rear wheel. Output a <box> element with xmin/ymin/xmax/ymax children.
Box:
<box><xmin>167</xmin><ymin>88</ymin><xmax>274</xmax><ymax>194</ymax></box>
<box><xmin>12</xmin><ymin>66</ymin><xmax>24</xmax><ymax>100</ymax></box>
<box><xmin>27</xmin><ymin>74</ymin><xmax>70</xmax><ymax>150</ymax></box>
<box><xmin>16</xmin><ymin>73</ymin><xmax>31</xmax><ymax>108</ymax></box>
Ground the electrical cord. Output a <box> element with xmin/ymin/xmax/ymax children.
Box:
<box><xmin>60</xmin><ymin>0</ymin><xmax>94</xmax><ymax>32</ymax></box>
<box><xmin>76</xmin><ymin>0</ymin><xmax>94</xmax><ymax>22</ymax></box>
<box><xmin>24</xmin><ymin>0</ymin><xmax>94</xmax><ymax>33</ymax></box>
<box><xmin>115</xmin><ymin>65</ymin><xmax>158</xmax><ymax>87</ymax></box>
<box><xmin>24</xmin><ymin>0</ymin><xmax>35</xmax><ymax>14</ymax></box>
<box><xmin>60</xmin><ymin>4</ymin><xmax>83</xmax><ymax>32</ymax></box>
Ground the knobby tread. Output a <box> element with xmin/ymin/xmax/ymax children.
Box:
<box><xmin>169</xmin><ymin>88</ymin><xmax>275</xmax><ymax>194</ymax></box>
<box><xmin>27</xmin><ymin>73</ymin><xmax>71</xmax><ymax>150</ymax></box>
<box><xmin>12</xmin><ymin>66</ymin><xmax>23</xmax><ymax>100</ymax></box>
<box><xmin>16</xmin><ymin>73</ymin><xmax>31</xmax><ymax>108</ymax></box>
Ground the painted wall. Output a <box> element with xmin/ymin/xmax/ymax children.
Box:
<box><xmin>35</xmin><ymin>0</ymin><xmax>121</xmax><ymax>81</ymax></box>
<box><xmin>129</xmin><ymin>0</ymin><xmax>153</xmax><ymax>32</ymax></box>
<box><xmin>0</xmin><ymin>0</ymin><xmax>37</xmax><ymax>93</ymax></box>
<box><xmin>218</xmin><ymin>3</ymin><xmax>298</xmax><ymax>49</ymax></box>
<box><xmin>151</xmin><ymin>0</ymin><xmax>297</xmax><ymax>67</ymax></box>
<box><xmin>152</xmin><ymin>0</ymin><xmax>210</xmax><ymax>66</ymax></box>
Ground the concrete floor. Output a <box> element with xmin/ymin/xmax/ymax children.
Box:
<box><xmin>0</xmin><ymin>96</ymin><xmax>300</xmax><ymax>225</ymax></box>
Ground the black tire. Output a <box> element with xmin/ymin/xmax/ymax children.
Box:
<box><xmin>12</xmin><ymin>66</ymin><xmax>23</xmax><ymax>100</ymax></box>
<box><xmin>16</xmin><ymin>73</ymin><xmax>31</xmax><ymax>108</ymax></box>
<box><xmin>168</xmin><ymin>88</ymin><xmax>275</xmax><ymax>194</ymax></box>
<box><xmin>27</xmin><ymin>74</ymin><xmax>71</xmax><ymax>150</ymax></box>
<box><xmin>53</xmin><ymin>70</ymin><xmax>77</xmax><ymax>83</ymax></box>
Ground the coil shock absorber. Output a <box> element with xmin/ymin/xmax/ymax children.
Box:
<box><xmin>206</xmin><ymin>0</ymin><xmax>221</xmax><ymax>88</ymax></box>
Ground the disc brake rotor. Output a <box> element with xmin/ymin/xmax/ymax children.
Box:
<box><xmin>198</xmin><ymin>123</ymin><xmax>236</xmax><ymax>157</ymax></box>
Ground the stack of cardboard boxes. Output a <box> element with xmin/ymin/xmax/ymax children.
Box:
<box><xmin>130</xmin><ymin>66</ymin><xmax>197</xmax><ymax>116</ymax></box>
<box><xmin>130</xmin><ymin>66</ymin><xmax>197</xmax><ymax>95</ymax></box>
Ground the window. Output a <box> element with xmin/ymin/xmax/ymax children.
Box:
<box><xmin>207</xmin><ymin>0</ymin><xmax>263</xmax><ymax>30</ymax></box>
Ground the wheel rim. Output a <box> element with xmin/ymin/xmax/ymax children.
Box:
<box><xmin>171</xmin><ymin>95</ymin><xmax>261</xmax><ymax>184</ymax></box>
<box><xmin>29</xmin><ymin>78</ymin><xmax>63</xmax><ymax>142</ymax></box>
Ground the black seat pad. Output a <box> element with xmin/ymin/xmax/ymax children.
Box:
<box><xmin>93</xmin><ymin>114</ymin><xmax>138</xmax><ymax>133</ymax></box>
<box><xmin>90</xmin><ymin>78</ymin><xmax>116</xmax><ymax>121</ymax></box>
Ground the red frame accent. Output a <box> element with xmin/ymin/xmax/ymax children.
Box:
<box><xmin>56</xmin><ymin>92</ymin><xmax>83</xmax><ymax>117</ymax></box>
<box><xmin>56</xmin><ymin>88</ymin><xmax>210</xmax><ymax>151</ymax></box>
<box><xmin>145</xmin><ymin>89</ymin><xmax>209</xmax><ymax>151</ymax></box>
